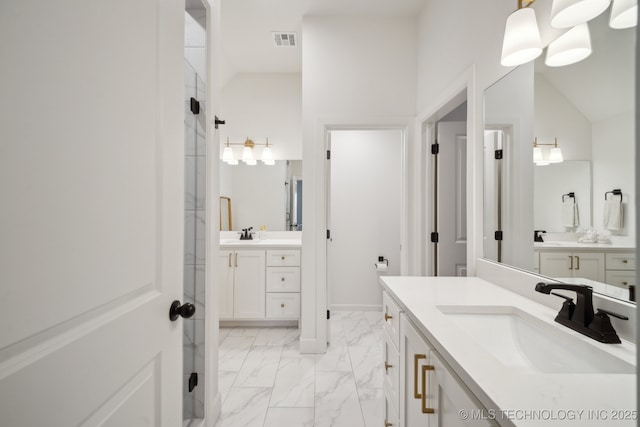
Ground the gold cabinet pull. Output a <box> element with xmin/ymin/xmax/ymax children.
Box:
<box><xmin>281</xmin><ymin>277</ymin><xmax>286</xmax><ymax>282</ymax></box>
<box><xmin>622</xmin><ymin>281</ymin><xmax>628</xmax><ymax>286</ymax></box>
<box><xmin>623</xmin><ymin>259</ymin><xmax>629</xmax><ymax>264</ymax></box>
<box><xmin>576</xmin><ymin>256</ymin><xmax>580</xmax><ymax>270</ymax></box>
<box><xmin>384</xmin><ymin>312</ymin><xmax>393</xmax><ymax>321</ymax></box>
<box><xmin>281</xmin><ymin>256</ymin><xmax>285</xmax><ymax>260</ymax></box>
<box><xmin>421</xmin><ymin>364</ymin><xmax>435</xmax><ymax>414</ymax></box>
<box><xmin>384</xmin><ymin>361</ymin><xmax>393</xmax><ymax>373</ymax></box>
<box><xmin>569</xmin><ymin>255</ymin><xmax>573</xmax><ymax>270</ymax></box>
<box><xmin>228</xmin><ymin>253</ymin><xmax>232</xmax><ymax>268</ymax></box>
<box><xmin>384</xmin><ymin>421</ymin><xmax>393</xmax><ymax>427</ymax></box>
<box><xmin>280</xmin><ymin>303</ymin><xmax>285</xmax><ymax>308</ymax></box>
<box><xmin>413</xmin><ymin>354</ymin><xmax>426</xmax><ymax>398</ymax></box>
<box><xmin>235</xmin><ymin>253</ymin><xmax>238</xmax><ymax>267</ymax></box>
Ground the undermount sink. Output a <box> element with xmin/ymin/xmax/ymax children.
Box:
<box><xmin>437</xmin><ymin>305</ymin><xmax>634</xmax><ymax>374</ymax></box>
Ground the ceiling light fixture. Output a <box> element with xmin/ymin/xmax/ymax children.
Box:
<box><xmin>610</xmin><ymin>0</ymin><xmax>638</xmax><ymax>28</ymax></box>
<box><xmin>551</xmin><ymin>0</ymin><xmax>612</xmax><ymax>28</ymax></box>
<box><xmin>545</xmin><ymin>23</ymin><xmax>593</xmax><ymax>66</ymax></box>
<box><xmin>221</xmin><ymin>137</ymin><xmax>275</xmax><ymax>166</ymax></box>
<box><xmin>501</xmin><ymin>0</ymin><xmax>543</xmax><ymax>67</ymax></box>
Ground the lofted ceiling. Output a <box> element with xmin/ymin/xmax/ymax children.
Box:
<box><xmin>187</xmin><ymin>0</ymin><xmax>426</xmax><ymax>82</ymax></box>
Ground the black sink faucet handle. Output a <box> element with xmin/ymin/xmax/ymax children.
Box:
<box><xmin>596</xmin><ymin>308</ymin><xmax>629</xmax><ymax>320</ymax></box>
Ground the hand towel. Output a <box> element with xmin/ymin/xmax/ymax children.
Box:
<box><xmin>561</xmin><ymin>199</ymin><xmax>578</xmax><ymax>228</ymax></box>
<box><xmin>603</xmin><ymin>198</ymin><xmax>623</xmax><ymax>231</ymax></box>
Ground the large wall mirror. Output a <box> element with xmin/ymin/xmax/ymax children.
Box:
<box><xmin>484</xmin><ymin>12</ymin><xmax>635</xmax><ymax>302</ymax></box>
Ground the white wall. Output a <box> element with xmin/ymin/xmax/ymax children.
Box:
<box><xmin>219</xmin><ymin>73</ymin><xmax>302</xmax><ymax>160</ymax></box>
<box><xmin>534</xmin><ymin>72</ymin><xmax>593</xmax><ymax>161</ymax></box>
<box><xmin>593</xmin><ymin>111</ymin><xmax>636</xmax><ymax>238</ymax></box>
<box><xmin>301</xmin><ymin>15</ymin><xmax>417</xmax><ymax>352</ymax></box>
<box><xmin>329</xmin><ymin>130</ymin><xmax>402</xmax><ymax>310</ymax></box>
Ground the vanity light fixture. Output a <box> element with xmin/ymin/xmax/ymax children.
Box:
<box><xmin>221</xmin><ymin>137</ymin><xmax>275</xmax><ymax>166</ymax></box>
<box><xmin>533</xmin><ymin>137</ymin><xmax>563</xmax><ymax>165</ymax></box>
<box><xmin>610</xmin><ymin>0</ymin><xmax>638</xmax><ymax>28</ymax></box>
<box><xmin>501</xmin><ymin>0</ymin><xmax>543</xmax><ymax>67</ymax></box>
<box><xmin>551</xmin><ymin>0</ymin><xmax>612</xmax><ymax>28</ymax></box>
<box><xmin>545</xmin><ymin>23</ymin><xmax>592</xmax><ymax>66</ymax></box>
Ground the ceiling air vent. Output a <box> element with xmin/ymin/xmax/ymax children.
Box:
<box><xmin>273</xmin><ymin>32</ymin><xmax>297</xmax><ymax>47</ymax></box>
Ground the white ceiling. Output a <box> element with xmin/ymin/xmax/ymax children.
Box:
<box><xmin>187</xmin><ymin>0</ymin><xmax>426</xmax><ymax>79</ymax></box>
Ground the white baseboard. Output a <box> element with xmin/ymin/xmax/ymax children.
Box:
<box><xmin>299</xmin><ymin>337</ymin><xmax>326</xmax><ymax>354</ymax></box>
<box><xmin>220</xmin><ymin>320</ymin><xmax>298</xmax><ymax>328</ymax></box>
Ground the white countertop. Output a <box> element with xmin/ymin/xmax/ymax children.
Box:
<box><xmin>219</xmin><ymin>238</ymin><xmax>301</xmax><ymax>249</ymax></box>
<box><xmin>380</xmin><ymin>276</ymin><xmax>636</xmax><ymax>427</ymax></box>
<box><xmin>534</xmin><ymin>241</ymin><xmax>636</xmax><ymax>250</ymax></box>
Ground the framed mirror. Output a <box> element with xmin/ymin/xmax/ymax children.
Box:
<box><xmin>219</xmin><ymin>160</ymin><xmax>302</xmax><ymax>231</ymax></box>
<box><xmin>483</xmin><ymin>12</ymin><xmax>635</xmax><ymax>302</ymax></box>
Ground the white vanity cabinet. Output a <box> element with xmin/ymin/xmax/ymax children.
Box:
<box><xmin>399</xmin><ymin>314</ymin><xmax>495</xmax><ymax>427</ymax></box>
<box><xmin>605</xmin><ymin>252</ymin><xmax>637</xmax><ymax>289</ymax></box>
<box><xmin>265</xmin><ymin>249</ymin><xmax>301</xmax><ymax>320</ymax></box>
<box><xmin>383</xmin><ymin>289</ymin><xmax>494</xmax><ymax>427</ymax></box>
<box><xmin>218</xmin><ymin>249</ymin><xmax>266</xmax><ymax>320</ymax></box>
<box><xmin>539</xmin><ymin>251</ymin><xmax>604</xmax><ymax>282</ymax></box>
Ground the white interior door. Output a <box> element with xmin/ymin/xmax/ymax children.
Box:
<box><xmin>328</xmin><ymin>129</ymin><xmax>402</xmax><ymax>310</ymax></box>
<box><xmin>436</xmin><ymin>122</ymin><xmax>467</xmax><ymax>276</ymax></box>
<box><xmin>0</xmin><ymin>1</ymin><xmax>184</xmax><ymax>425</ymax></box>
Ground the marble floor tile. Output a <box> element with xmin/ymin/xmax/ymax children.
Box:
<box><xmin>358</xmin><ymin>388</ymin><xmax>384</xmax><ymax>427</ymax></box>
<box><xmin>218</xmin><ymin>370</ymin><xmax>237</xmax><ymax>405</ymax></box>
<box><xmin>270</xmin><ymin>357</ymin><xmax>315</xmax><ymax>408</ymax></box>
<box><xmin>315</xmin><ymin>336</ymin><xmax>352</xmax><ymax>372</ymax></box>
<box><xmin>349</xmin><ymin>345</ymin><xmax>384</xmax><ymax>389</ymax></box>
<box><xmin>215</xmin><ymin>387</ymin><xmax>271</xmax><ymax>427</ymax></box>
<box><xmin>315</xmin><ymin>371</ymin><xmax>365</xmax><ymax>427</ymax></box>
<box><xmin>218</xmin><ymin>336</ymin><xmax>254</xmax><ymax>372</ymax></box>
<box><xmin>253</xmin><ymin>327</ymin><xmax>300</xmax><ymax>347</ymax></box>
<box><xmin>263</xmin><ymin>408</ymin><xmax>314</xmax><ymax>427</ymax></box>
<box><xmin>227</xmin><ymin>327</ymin><xmax>261</xmax><ymax>337</ymax></box>
<box><xmin>233</xmin><ymin>346</ymin><xmax>283</xmax><ymax>388</ymax></box>
<box><xmin>218</xmin><ymin>327</ymin><xmax>232</xmax><ymax>344</ymax></box>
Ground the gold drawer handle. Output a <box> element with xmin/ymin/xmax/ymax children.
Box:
<box><xmin>413</xmin><ymin>354</ymin><xmax>426</xmax><ymax>398</ymax></box>
<box><xmin>421</xmin><ymin>364</ymin><xmax>435</xmax><ymax>414</ymax></box>
<box><xmin>384</xmin><ymin>421</ymin><xmax>393</xmax><ymax>427</ymax></box>
<box><xmin>281</xmin><ymin>256</ymin><xmax>285</xmax><ymax>260</ymax></box>
<box><xmin>281</xmin><ymin>277</ymin><xmax>286</xmax><ymax>281</ymax></box>
<box><xmin>384</xmin><ymin>312</ymin><xmax>393</xmax><ymax>321</ymax></box>
<box><xmin>384</xmin><ymin>361</ymin><xmax>393</xmax><ymax>373</ymax></box>
<box><xmin>280</xmin><ymin>303</ymin><xmax>285</xmax><ymax>308</ymax></box>
<box><xmin>623</xmin><ymin>281</ymin><xmax>628</xmax><ymax>286</ymax></box>
<box><xmin>623</xmin><ymin>259</ymin><xmax>629</xmax><ymax>264</ymax></box>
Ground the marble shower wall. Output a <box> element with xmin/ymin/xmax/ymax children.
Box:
<box><xmin>184</xmin><ymin>59</ymin><xmax>207</xmax><ymax>421</ymax></box>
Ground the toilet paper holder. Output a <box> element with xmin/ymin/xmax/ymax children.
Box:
<box><xmin>374</xmin><ymin>256</ymin><xmax>389</xmax><ymax>267</ymax></box>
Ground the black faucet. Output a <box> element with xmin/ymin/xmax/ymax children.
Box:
<box><xmin>534</xmin><ymin>230</ymin><xmax>546</xmax><ymax>242</ymax></box>
<box><xmin>535</xmin><ymin>282</ymin><xmax>628</xmax><ymax>344</ymax></box>
<box><xmin>239</xmin><ymin>227</ymin><xmax>254</xmax><ymax>240</ymax></box>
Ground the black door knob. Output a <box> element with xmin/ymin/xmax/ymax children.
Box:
<box><xmin>169</xmin><ymin>300</ymin><xmax>196</xmax><ymax>321</ymax></box>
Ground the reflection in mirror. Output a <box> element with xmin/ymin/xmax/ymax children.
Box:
<box><xmin>220</xmin><ymin>160</ymin><xmax>302</xmax><ymax>231</ymax></box>
<box><xmin>220</xmin><ymin>196</ymin><xmax>232</xmax><ymax>231</ymax></box>
<box><xmin>483</xmin><ymin>12</ymin><xmax>635</xmax><ymax>302</ymax></box>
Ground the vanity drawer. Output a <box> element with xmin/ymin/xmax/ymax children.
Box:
<box><xmin>605</xmin><ymin>270</ymin><xmax>637</xmax><ymax>288</ymax></box>
<box><xmin>266</xmin><ymin>249</ymin><xmax>300</xmax><ymax>267</ymax></box>
<box><xmin>382</xmin><ymin>291</ymin><xmax>402</xmax><ymax>351</ymax></box>
<box><xmin>383</xmin><ymin>330</ymin><xmax>400</xmax><ymax>412</ymax></box>
<box><xmin>266</xmin><ymin>267</ymin><xmax>300</xmax><ymax>292</ymax></box>
<box><xmin>266</xmin><ymin>293</ymin><xmax>300</xmax><ymax>319</ymax></box>
<box><xmin>606</xmin><ymin>252</ymin><xmax>636</xmax><ymax>270</ymax></box>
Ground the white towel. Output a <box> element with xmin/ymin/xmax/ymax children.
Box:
<box><xmin>561</xmin><ymin>199</ymin><xmax>578</xmax><ymax>228</ymax></box>
<box><xmin>603</xmin><ymin>198</ymin><xmax>623</xmax><ymax>231</ymax></box>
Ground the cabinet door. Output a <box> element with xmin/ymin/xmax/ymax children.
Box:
<box><xmin>400</xmin><ymin>314</ymin><xmax>431</xmax><ymax>427</ymax></box>
<box><xmin>233</xmin><ymin>250</ymin><xmax>266</xmax><ymax>319</ymax></box>
<box><xmin>539</xmin><ymin>251</ymin><xmax>571</xmax><ymax>278</ymax></box>
<box><xmin>430</xmin><ymin>351</ymin><xmax>496</xmax><ymax>426</ymax></box>
<box><xmin>572</xmin><ymin>252</ymin><xmax>604</xmax><ymax>282</ymax></box>
<box><xmin>219</xmin><ymin>250</ymin><xmax>234</xmax><ymax>319</ymax></box>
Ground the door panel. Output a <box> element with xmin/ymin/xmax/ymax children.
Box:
<box><xmin>0</xmin><ymin>0</ymin><xmax>184</xmax><ymax>424</ymax></box>
<box><xmin>436</xmin><ymin>122</ymin><xmax>467</xmax><ymax>276</ymax></box>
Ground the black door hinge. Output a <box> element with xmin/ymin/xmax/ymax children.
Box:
<box><xmin>430</xmin><ymin>232</ymin><xmax>439</xmax><ymax>243</ymax></box>
<box><xmin>327</xmin><ymin>230</ymin><xmax>331</xmax><ymax>239</ymax></box>
<box><xmin>495</xmin><ymin>231</ymin><xmax>503</xmax><ymax>241</ymax></box>
<box><xmin>431</xmin><ymin>143</ymin><xmax>439</xmax><ymax>155</ymax></box>
<box><xmin>327</xmin><ymin>310</ymin><xmax>330</xmax><ymax>320</ymax></box>
<box><xmin>190</xmin><ymin>97</ymin><xmax>200</xmax><ymax>115</ymax></box>
<box><xmin>326</xmin><ymin>150</ymin><xmax>331</xmax><ymax>160</ymax></box>
<box><xmin>188</xmin><ymin>372</ymin><xmax>198</xmax><ymax>392</ymax></box>
<box><xmin>495</xmin><ymin>149</ymin><xmax>503</xmax><ymax>160</ymax></box>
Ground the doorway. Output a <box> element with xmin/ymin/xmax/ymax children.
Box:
<box><xmin>427</xmin><ymin>100</ymin><xmax>468</xmax><ymax>276</ymax></box>
<box><xmin>326</xmin><ymin>129</ymin><xmax>403</xmax><ymax>314</ymax></box>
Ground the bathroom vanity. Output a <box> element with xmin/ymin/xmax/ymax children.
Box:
<box><xmin>219</xmin><ymin>235</ymin><xmax>301</xmax><ymax>324</ymax></box>
<box><xmin>380</xmin><ymin>276</ymin><xmax>636</xmax><ymax>427</ymax></box>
